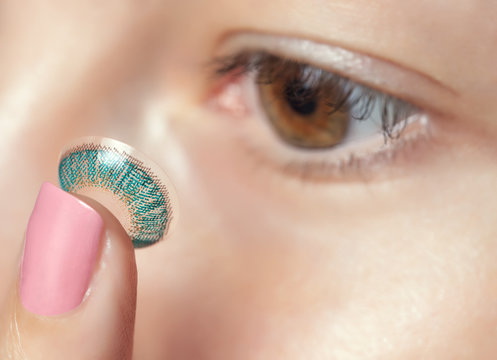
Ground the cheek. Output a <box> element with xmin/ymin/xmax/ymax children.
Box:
<box><xmin>133</xmin><ymin>113</ymin><xmax>497</xmax><ymax>359</ymax></box>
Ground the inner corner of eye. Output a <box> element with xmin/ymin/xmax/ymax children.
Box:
<box><xmin>209</xmin><ymin>75</ymin><xmax>251</xmax><ymax>117</ymax></box>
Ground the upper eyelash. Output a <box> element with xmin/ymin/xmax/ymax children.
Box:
<box><xmin>213</xmin><ymin>51</ymin><xmax>420</xmax><ymax>141</ymax></box>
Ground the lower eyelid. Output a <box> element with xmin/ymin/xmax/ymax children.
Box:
<box><xmin>241</xmin><ymin>115</ymin><xmax>433</xmax><ymax>183</ymax></box>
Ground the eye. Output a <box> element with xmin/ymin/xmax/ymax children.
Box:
<box><xmin>211</xmin><ymin>51</ymin><xmax>431</xmax><ymax>180</ymax></box>
<box><xmin>257</xmin><ymin>58</ymin><xmax>350</xmax><ymax>149</ymax></box>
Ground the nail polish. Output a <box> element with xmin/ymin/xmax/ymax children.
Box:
<box><xmin>20</xmin><ymin>182</ymin><xmax>103</xmax><ymax>316</ymax></box>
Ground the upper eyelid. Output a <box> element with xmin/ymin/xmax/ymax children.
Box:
<box><xmin>213</xmin><ymin>50</ymin><xmax>414</xmax><ymax>113</ymax></box>
<box><xmin>214</xmin><ymin>51</ymin><xmax>396</xmax><ymax>100</ymax></box>
<box><xmin>212</xmin><ymin>32</ymin><xmax>460</xmax><ymax>116</ymax></box>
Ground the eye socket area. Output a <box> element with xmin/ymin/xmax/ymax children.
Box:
<box><xmin>207</xmin><ymin>50</ymin><xmax>433</xmax><ymax>181</ymax></box>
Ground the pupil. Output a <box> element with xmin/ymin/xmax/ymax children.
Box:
<box><xmin>284</xmin><ymin>80</ymin><xmax>318</xmax><ymax>116</ymax></box>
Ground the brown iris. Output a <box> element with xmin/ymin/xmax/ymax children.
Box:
<box><xmin>257</xmin><ymin>60</ymin><xmax>350</xmax><ymax>149</ymax></box>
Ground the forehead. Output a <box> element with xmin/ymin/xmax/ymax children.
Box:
<box><xmin>2</xmin><ymin>0</ymin><xmax>496</xmax><ymax>91</ymax></box>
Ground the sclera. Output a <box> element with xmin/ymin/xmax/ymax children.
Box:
<box><xmin>58</xmin><ymin>136</ymin><xmax>178</xmax><ymax>248</ymax></box>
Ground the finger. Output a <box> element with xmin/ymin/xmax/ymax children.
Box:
<box><xmin>0</xmin><ymin>182</ymin><xmax>137</xmax><ymax>360</ymax></box>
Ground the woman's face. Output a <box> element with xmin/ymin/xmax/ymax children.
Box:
<box><xmin>1</xmin><ymin>1</ymin><xmax>497</xmax><ymax>358</ymax></box>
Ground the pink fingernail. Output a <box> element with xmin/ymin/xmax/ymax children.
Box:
<box><xmin>20</xmin><ymin>182</ymin><xmax>103</xmax><ymax>316</ymax></box>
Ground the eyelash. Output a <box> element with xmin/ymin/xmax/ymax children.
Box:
<box><xmin>213</xmin><ymin>51</ymin><xmax>418</xmax><ymax>141</ymax></box>
<box><xmin>209</xmin><ymin>50</ymin><xmax>431</xmax><ymax>182</ymax></box>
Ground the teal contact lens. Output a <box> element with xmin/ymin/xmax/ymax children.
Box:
<box><xmin>58</xmin><ymin>137</ymin><xmax>178</xmax><ymax>248</ymax></box>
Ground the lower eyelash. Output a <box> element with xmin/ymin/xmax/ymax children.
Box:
<box><xmin>245</xmin><ymin>115</ymin><xmax>432</xmax><ymax>183</ymax></box>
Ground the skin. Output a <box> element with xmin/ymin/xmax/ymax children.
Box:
<box><xmin>1</xmin><ymin>0</ymin><xmax>497</xmax><ymax>358</ymax></box>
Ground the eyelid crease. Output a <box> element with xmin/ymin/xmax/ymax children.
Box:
<box><xmin>213</xmin><ymin>32</ymin><xmax>459</xmax><ymax>116</ymax></box>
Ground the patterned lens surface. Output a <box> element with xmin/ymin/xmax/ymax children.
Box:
<box><xmin>58</xmin><ymin>137</ymin><xmax>177</xmax><ymax>248</ymax></box>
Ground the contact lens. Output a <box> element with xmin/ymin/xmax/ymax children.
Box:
<box><xmin>58</xmin><ymin>137</ymin><xmax>178</xmax><ymax>248</ymax></box>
